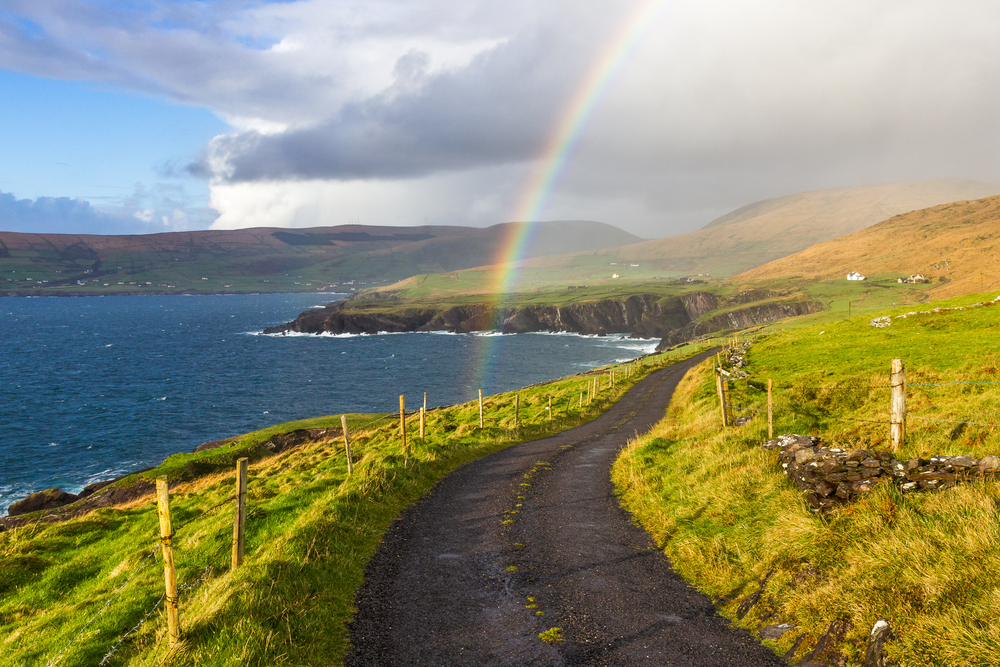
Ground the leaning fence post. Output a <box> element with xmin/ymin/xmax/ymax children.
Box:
<box><xmin>479</xmin><ymin>389</ymin><xmax>484</xmax><ymax>428</ymax></box>
<box><xmin>232</xmin><ymin>458</ymin><xmax>248</xmax><ymax>570</ymax></box>
<box><xmin>890</xmin><ymin>359</ymin><xmax>907</xmax><ymax>450</ymax></box>
<box><xmin>767</xmin><ymin>379</ymin><xmax>774</xmax><ymax>439</ymax></box>
<box><xmin>341</xmin><ymin>415</ymin><xmax>354</xmax><ymax>475</ymax></box>
<box><xmin>419</xmin><ymin>406</ymin><xmax>425</xmax><ymax>440</ymax></box>
<box><xmin>721</xmin><ymin>377</ymin><xmax>733</xmax><ymax>425</ymax></box>
<box><xmin>155</xmin><ymin>477</ymin><xmax>180</xmax><ymax>645</ymax></box>
<box><xmin>515</xmin><ymin>394</ymin><xmax>520</xmax><ymax>427</ymax></box>
<box><xmin>399</xmin><ymin>394</ymin><xmax>407</xmax><ymax>453</ymax></box>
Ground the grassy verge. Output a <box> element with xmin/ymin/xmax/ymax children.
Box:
<box><xmin>0</xmin><ymin>340</ymin><xmax>712</xmax><ymax>667</ymax></box>
<box><xmin>613</xmin><ymin>290</ymin><xmax>1000</xmax><ymax>665</ymax></box>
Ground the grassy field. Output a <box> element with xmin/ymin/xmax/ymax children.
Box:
<box><xmin>0</xmin><ymin>342</ymin><xmax>711</xmax><ymax>667</ymax></box>
<box><xmin>614</xmin><ymin>289</ymin><xmax>1000</xmax><ymax>665</ymax></box>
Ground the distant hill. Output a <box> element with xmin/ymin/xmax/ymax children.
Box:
<box><xmin>0</xmin><ymin>220</ymin><xmax>642</xmax><ymax>295</ymax></box>
<box><xmin>578</xmin><ymin>178</ymin><xmax>1000</xmax><ymax>278</ymax></box>
<box><xmin>733</xmin><ymin>194</ymin><xmax>1000</xmax><ymax>299</ymax></box>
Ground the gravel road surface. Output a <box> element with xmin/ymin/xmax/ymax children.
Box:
<box><xmin>346</xmin><ymin>350</ymin><xmax>785</xmax><ymax>666</ymax></box>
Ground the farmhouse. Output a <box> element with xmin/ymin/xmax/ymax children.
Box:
<box><xmin>897</xmin><ymin>274</ymin><xmax>927</xmax><ymax>284</ymax></box>
<box><xmin>846</xmin><ymin>272</ymin><xmax>866</xmax><ymax>281</ymax></box>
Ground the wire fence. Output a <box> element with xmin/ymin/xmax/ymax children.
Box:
<box><xmin>718</xmin><ymin>349</ymin><xmax>1000</xmax><ymax>437</ymax></box>
<box><xmin>35</xmin><ymin>354</ymin><xmax>669</xmax><ymax>666</ymax></box>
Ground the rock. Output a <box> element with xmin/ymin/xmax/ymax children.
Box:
<box><xmin>852</xmin><ymin>479</ymin><xmax>877</xmax><ymax>493</ymax></box>
<box><xmin>835</xmin><ymin>482</ymin><xmax>852</xmax><ymax>500</ymax></box>
<box><xmin>861</xmin><ymin>458</ymin><xmax>881</xmax><ymax>468</ymax></box>
<box><xmin>863</xmin><ymin>618</ymin><xmax>893</xmax><ymax>667</ymax></box>
<box><xmin>795</xmin><ymin>449</ymin><xmax>820</xmax><ymax>464</ymax></box>
<box><xmin>979</xmin><ymin>455</ymin><xmax>1000</xmax><ymax>473</ymax></box>
<box><xmin>8</xmin><ymin>488</ymin><xmax>80</xmax><ymax>516</ymax></box>
<box><xmin>948</xmin><ymin>455</ymin><xmax>977</xmax><ymax>468</ymax></box>
<box><xmin>79</xmin><ymin>480</ymin><xmax>113</xmax><ymax>498</ymax></box>
<box><xmin>760</xmin><ymin>623</ymin><xmax>796</xmax><ymax>641</ymax></box>
<box><xmin>815</xmin><ymin>481</ymin><xmax>836</xmax><ymax>497</ymax></box>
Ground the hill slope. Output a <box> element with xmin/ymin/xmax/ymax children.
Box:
<box><xmin>733</xmin><ymin>194</ymin><xmax>1000</xmax><ymax>299</ymax></box>
<box><xmin>551</xmin><ymin>178</ymin><xmax>1000</xmax><ymax>280</ymax></box>
<box><xmin>0</xmin><ymin>220</ymin><xmax>642</xmax><ymax>295</ymax></box>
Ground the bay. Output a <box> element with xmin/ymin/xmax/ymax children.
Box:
<box><xmin>0</xmin><ymin>293</ymin><xmax>656</xmax><ymax>513</ymax></box>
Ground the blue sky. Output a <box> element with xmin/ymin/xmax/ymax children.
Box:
<box><xmin>2</xmin><ymin>1</ymin><xmax>1000</xmax><ymax>237</ymax></box>
<box><xmin>0</xmin><ymin>69</ymin><xmax>228</xmax><ymax>232</ymax></box>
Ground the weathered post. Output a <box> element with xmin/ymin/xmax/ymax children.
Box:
<box><xmin>231</xmin><ymin>458</ymin><xmax>248</xmax><ymax>570</ymax></box>
<box><xmin>479</xmin><ymin>389</ymin><xmax>484</xmax><ymax>428</ymax></box>
<box><xmin>419</xmin><ymin>406</ymin><xmax>425</xmax><ymax>440</ymax></box>
<box><xmin>399</xmin><ymin>394</ymin><xmax>407</xmax><ymax>453</ymax></box>
<box><xmin>890</xmin><ymin>359</ymin><xmax>907</xmax><ymax>450</ymax></box>
<box><xmin>767</xmin><ymin>379</ymin><xmax>774</xmax><ymax>440</ymax></box>
<box><xmin>515</xmin><ymin>394</ymin><xmax>520</xmax><ymax>427</ymax></box>
<box><xmin>721</xmin><ymin>377</ymin><xmax>733</xmax><ymax>425</ymax></box>
<box><xmin>155</xmin><ymin>477</ymin><xmax>180</xmax><ymax>645</ymax></box>
<box><xmin>579</xmin><ymin>392</ymin><xmax>583</xmax><ymax>408</ymax></box>
<box><xmin>423</xmin><ymin>392</ymin><xmax>427</xmax><ymax>412</ymax></box>
<box><xmin>547</xmin><ymin>396</ymin><xmax>552</xmax><ymax>421</ymax></box>
<box><xmin>341</xmin><ymin>415</ymin><xmax>353</xmax><ymax>475</ymax></box>
<box><xmin>715</xmin><ymin>371</ymin><xmax>728</xmax><ymax>428</ymax></box>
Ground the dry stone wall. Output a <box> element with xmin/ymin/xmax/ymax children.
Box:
<box><xmin>764</xmin><ymin>434</ymin><xmax>1000</xmax><ymax>511</ymax></box>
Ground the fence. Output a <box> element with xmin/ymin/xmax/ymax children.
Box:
<box><xmin>716</xmin><ymin>352</ymin><xmax>1000</xmax><ymax>451</ymax></box>
<box><xmin>36</xmin><ymin>353</ymin><xmax>672</xmax><ymax>665</ymax></box>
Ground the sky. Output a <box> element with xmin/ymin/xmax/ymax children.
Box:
<box><xmin>2</xmin><ymin>0</ymin><xmax>1000</xmax><ymax>238</ymax></box>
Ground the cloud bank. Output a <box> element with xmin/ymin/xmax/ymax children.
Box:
<box><xmin>4</xmin><ymin>0</ymin><xmax>1000</xmax><ymax>236</ymax></box>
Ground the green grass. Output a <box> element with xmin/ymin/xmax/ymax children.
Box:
<box><xmin>0</xmin><ymin>342</ymin><xmax>712</xmax><ymax>666</ymax></box>
<box><xmin>613</xmin><ymin>289</ymin><xmax>1000</xmax><ymax>665</ymax></box>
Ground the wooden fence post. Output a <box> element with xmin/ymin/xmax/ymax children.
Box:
<box><xmin>155</xmin><ymin>477</ymin><xmax>180</xmax><ymax>645</ymax></box>
<box><xmin>423</xmin><ymin>392</ymin><xmax>427</xmax><ymax>412</ymax></box>
<box><xmin>231</xmin><ymin>458</ymin><xmax>248</xmax><ymax>571</ymax></box>
<box><xmin>419</xmin><ymin>407</ymin><xmax>425</xmax><ymax>440</ymax></box>
<box><xmin>721</xmin><ymin>377</ymin><xmax>733</xmax><ymax>425</ymax></box>
<box><xmin>479</xmin><ymin>389</ymin><xmax>484</xmax><ymax>428</ymax></box>
<box><xmin>399</xmin><ymin>395</ymin><xmax>407</xmax><ymax>453</ymax></box>
<box><xmin>767</xmin><ymin>379</ymin><xmax>773</xmax><ymax>439</ymax></box>
<box><xmin>715</xmin><ymin>371</ymin><xmax>728</xmax><ymax>428</ymax></box>
<box><xmin>890</xmin><ymin>359</ymin><xmax>907</xmax><ymax>450</ymax></box>
<box><xmin>579</xmin><ymin>392</ymin><xmax>583</xmax><ymax>408</ymax></box>
<box><xmin>547</xmin><ymin>396</ymin><xmax>552</xmax><ymax>421</ymax></box>
<box><xmin>341</xmin><ymin>415</ymin><xmax>353</xmax><ymax>475</ymax></box>
<box><xmin>515</xmin><ymin>394</ymin><xmax>520</xmax><ymax>427</ymax></box>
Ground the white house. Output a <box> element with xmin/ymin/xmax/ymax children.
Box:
<box><xmin>846</xmin><ymin>272</ymin><xmax>866</xmax><ymax>281</ymax></box>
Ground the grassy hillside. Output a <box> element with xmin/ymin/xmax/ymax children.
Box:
<box><xmin>614</xmin><ymin>289</ymin><xmax>1000</xmax><ymax>665</ymax></box>
<box><xmin>489</xmin><ymin>178</ymin><xmax>1000</xmax><ymax>284</ymax></box>
<box><xmin>0</xmin><ymin>220</ymin><xmax>641</xmax><ymax>296</ymax></box>
<box><xmin>0</xmin><ymin>343</ymin><xmax>709</xmax><ymax>667</ymax></box>
<box><xmin>734</xmin><ymin>194</ymin><xmax>1000</xmax><ymax>300</ymax></box>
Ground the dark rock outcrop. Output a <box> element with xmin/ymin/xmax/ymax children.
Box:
<box><xmin>265</xmin><ymin>290</ymin><xmax>824</xmax><ymax>346</ymax></box>
<box><xmin>7</xmin><ymin>488</ymin><xmax>79</xmax><ymax>516</ymax></box>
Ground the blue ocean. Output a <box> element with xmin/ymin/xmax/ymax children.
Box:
<box><xmin>0</xmin><ymin>293</ymin><xmax>656</xmax><ymax>513</ymax></box>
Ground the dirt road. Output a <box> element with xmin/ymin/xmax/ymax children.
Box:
<box><xmin>346</xmin><ymin>351</ymin><xmax>783</xmax><ymax>666</ymax></box>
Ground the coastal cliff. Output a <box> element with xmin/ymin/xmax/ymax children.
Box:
<box><xmin>264</xmin><ymin>290</ymin><xmax>824</xmax><ymax>344</ymax></box>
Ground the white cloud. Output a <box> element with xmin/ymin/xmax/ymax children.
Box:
<box><xmin>4</xmin><ymin>0</ymin><xmax>1000</xmax><ymax>237</ymax></box>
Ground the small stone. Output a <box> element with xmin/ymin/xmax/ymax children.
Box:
<box><xmin>795</xmin><ymin>449</ymin><xmax>819</xmax><ymax>464</ymax></box>
<box><xmin>979</xmin><ymin>456</ymin><xmax>1000</xmax><ymax>473</ymax></box>
<box><xmin>852</xmin><ymin>479</ymin><xmax>877</xmax><ymax>493</ymax></box>
<box><xmin>760</xmin><ymin>623</ymin><xmax>796</xmax><ymax>641</ymax></box>
<box><xmin>900</xmin><ymin>482</ymin><xmax>918</xmax><ymax>491</ymax></box>
<box><xmin>948</xmin><ymin>455</ymin><xmax>977</xmax><ymax>468</ymax></box>
<box><xmin>815</xmin><ymin>481</ymin><xmax>836</xmax><ymax>497</ymax></box>
<box><xmin>861</xmin><ymin>459</ymin><xmax>881</xmax><ymax>468</ymax></box>
<box><xmin>835</xmin><ymin>482</ymin><xmax>852</xmax><ymax>500</ymax></box>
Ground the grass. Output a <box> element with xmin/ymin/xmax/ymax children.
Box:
<box><xmin>0</xmin><ymin>341</ymin><xmax>711</xmax><ymax>667</ymax></box>
<box><xmin>613</xmin><ymin>289</ymin><xmax>1000</xmax><ymax>665</ymax></box>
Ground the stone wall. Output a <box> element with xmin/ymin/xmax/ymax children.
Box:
<box><xmin>764</xmin><ymin>434</ymin><xmax>1000</xmax><ymax>512</ymax></box>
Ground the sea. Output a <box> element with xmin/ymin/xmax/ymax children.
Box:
<box><xmin>0</xmin><ymin>293</ymin><xmax>657</xmax><ymax>514</ymax></box>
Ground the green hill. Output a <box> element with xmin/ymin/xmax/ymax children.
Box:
<box><xmin>0</xmin><ymin>220</ymin><xmax>642</xmax><ymax>296</ymax></box>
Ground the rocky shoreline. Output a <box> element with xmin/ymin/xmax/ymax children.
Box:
<box><xmin>264</xmin><ymin>290</ymin><xmax>824</xmax><ymax>347</ymax></box>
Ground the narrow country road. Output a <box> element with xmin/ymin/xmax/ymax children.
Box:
<box><xmin>346</xmin><ymin>350</ymin><xmax>784</xmax><ymax>667</ymax></box>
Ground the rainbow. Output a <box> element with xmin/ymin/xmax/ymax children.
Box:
<box><xmin>467</xmin><ymin>0</ymin><xmax>669</xmax><ymax>391</ymax></box>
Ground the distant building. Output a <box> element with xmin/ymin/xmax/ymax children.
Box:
<box><xmin>897</xmin><ymin>274</ymin><xmax>927</xmax><ymax>284</ymax></box>
<box><xmin>612</xmin><ymin>273</ymin><xmax>620</xmax><ymax>279</ymax></box>
<box><xmin>847</xmin><ymin>272</ymin><xmax>866</xmax><ymax>281</ymax></box>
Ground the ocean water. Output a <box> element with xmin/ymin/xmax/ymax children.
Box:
<box><xmin>0</xmin><ymin>293</ymin><xmax>657</xmax><ymax>513</ymax></box>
